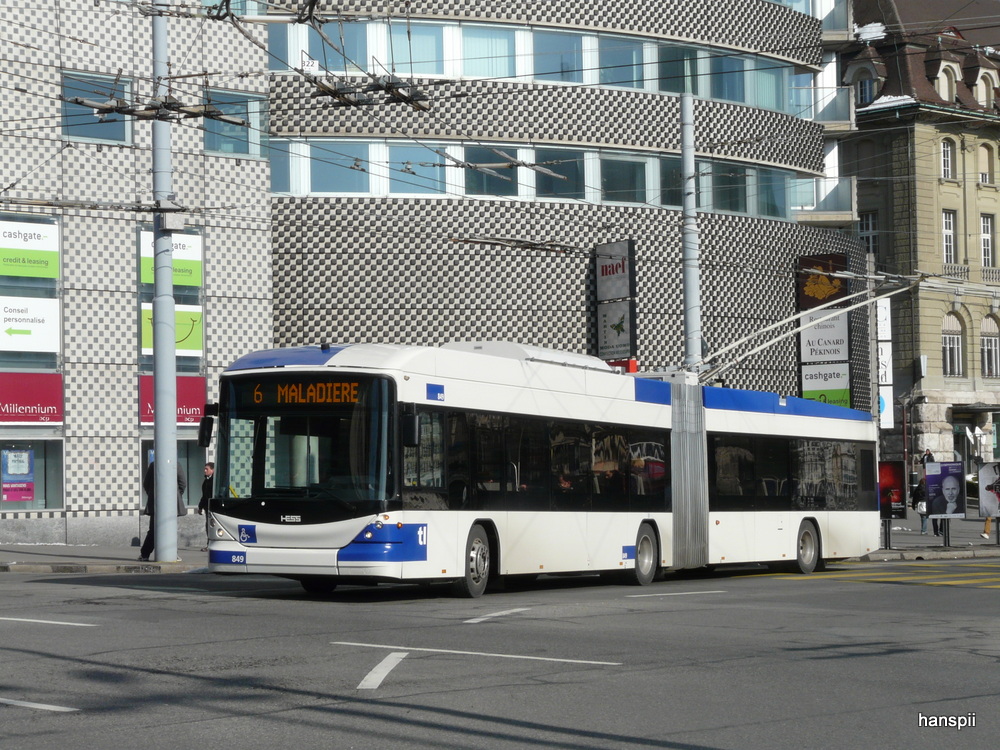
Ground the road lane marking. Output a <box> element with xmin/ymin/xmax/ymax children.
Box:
<box><xmin>333</xmin><ymin>641</ymin><xmax>621</xmax><ymax>666</ymax></box>
<box><xmin>0</xmin><ymin>617</ymin><xmax>98</xmax><ymax>627</ymax></box>
<box><xmin>923</xmin><ymin>576</ymin><xmax>1000</xmax><ymax>585</ymax></box>
<box><xmin>0</xmin><ymin>697</ymin><xmax>79</xmax><ymax>713</ymax></box>
<box><xmin>357</xmin><ymin>652</ymin><xmax>408</xmax><ymax>690</ymax></box>
<box><xmin>626</xmin><ymin>590</ymin><xmax>726</xmax><ymax>598</ymax></box>
<box><xmin>464</xmin><ymin>607</ymin><xmax>530</xmax><ymax>624</ymax></box>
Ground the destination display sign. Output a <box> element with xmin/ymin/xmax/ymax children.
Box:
<box><xmin>232</xmin><ymin>375</ymin><xmax>373</xmax><ymax>411</ymax></box>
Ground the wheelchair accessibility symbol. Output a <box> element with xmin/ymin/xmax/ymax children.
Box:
<box><xmin>238</xmin><ymin>525</ymin><xmax>257</xmax><ymax>544</ymax></box>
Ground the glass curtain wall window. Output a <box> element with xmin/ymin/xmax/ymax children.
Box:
<box><xmin>710</xmin><ymin>54</ymin><xmax>746</xmax><ymax>103</ymax></box>
<box><xmin>659</xmin><ymin>156</ymin><xmax>683</xmax><ymax>206</ymax></box>
<box><xmin>389</xmin><ymin>24</ymin><xmax>444</xmax><ymax>75</ymax></box>
<box><xmin>757</xmin><ymin>169</ymin><xmax>789</xmax><ymax>218</ymax></box>
<box><xmin>982</xmin><ymin>214</ymin><xmax>995</xmax><ymax>267</ymax></box>
<box><xmin>308</xmin><ymin>22</ymin><xmax>367</xmax><ymax>71</ymax></box>
<box><xmin>753</xmin><ymin>58</ymin><xmax>784</xmax><ymax>111</ymax></box>
<box><xmin>943</xmin><ymin>210</ymin><xmax>957</xmax><ymax>264</ymax></box>
<box><xmin>599</xmin><ymin>37</ymin><xmax>644</xmax><ymax>88</ymax></box>
<box><xmin>267</xmin><ymin>139</ymin><xmax>799</xmax><ymax>220</ymax></box>
<box><xmin>658</xmin><ymin>45</ymin><xmax>699</xmax><ymax>94</ymax></box>
<box><xmin>204</xmin><ymin>90</ymin><xmax>267</xmax><ymax>156</ymax></box>
<box><xmin>389</xmin><ymin>144</ymin><xmax>446</xmax><ymax>193</ymax></box>
<box><xmin>535</xmin><ymin>148</ymin><xmax>585</xmax><ymax>199</ymax></box>
<box><xmin>942</xmin><ymin>314</ymin><xmax>964</xmax><ymax>377</ymax></box>
<box><xmin>712</xmin><ymin>163</ymin><xmax>748</xmax><ymax>213</ymax></box>
<box><xmin>310</xmin><ymin>142</ymin><xmax>370</xmax><ymax>193</ymax></box>
<box><xmin>61</xmin><ymin>72</ymin><xmax>131</xmax><ymax>142</ymax></box>
<box><xmin>982</xmin><ymin>318</ymin><xmax>1000</xmax><ymax>377</ymax></box>
<box><xmin>533</xmin><ymin>31</ymin><xmax>583</xmax><ymax>83</ymax></box>
<box><xmin>462</xmin><ymin>26</ymin><xmax>515</xmax><ymax>78</ymax></box>
<box><xmin>465</xmin><ymin>146</ymin><xmax>519</xmax><ymax>196</ymax></box>
<box><xmin>601</xmin><ymin>158</ymin><xmax>646</xmax><ymax>203</ymax></box>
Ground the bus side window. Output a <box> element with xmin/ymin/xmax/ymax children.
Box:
<box><xmin>709</xmin><ymin>435</ymin><xmax>755</xmax><ymax>511</ymax></box>
<box><xmin>592</xmin><ymin>429</ymin><xmax>629</xmax><ymax>511</ymax></box>
<box><xmin>471</xmin><ymin>413</ymin><xmax>506</xmax><ymax>510</ymax></box>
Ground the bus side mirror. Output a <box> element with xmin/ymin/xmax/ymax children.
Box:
<box><xmin>198</xmin><ymin>416</ymin><xmax>214</xmax><ymax>448</ymax></box>
<box><xmin>402</xmin><ymin>414</ymin><xmax>420</xmax><ymax>447</ymax></box>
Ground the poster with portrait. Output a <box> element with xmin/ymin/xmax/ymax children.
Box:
<box><xmin>925</xmin><ymin>462</ymin><xmax>965</xmax><ymax>518</ymax></box>
<box><xmin>978</xmin><ymin>462</ymin><xmax>1000</xmax><ymax>519</ymax></box>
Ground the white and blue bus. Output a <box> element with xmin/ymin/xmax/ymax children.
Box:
<box><xmin>199</xmin><ymin>341</ymin><xmax>879</xmax><ymax>596</ymax></box>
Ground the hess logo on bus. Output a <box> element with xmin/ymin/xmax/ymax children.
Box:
<box><xmin>280</xmin><ymin>515</ymin><xmax>302</xmax><ymax>523</ymax></box>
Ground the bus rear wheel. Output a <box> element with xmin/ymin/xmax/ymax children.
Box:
<box><xmin>629</xmin><ymin>522</ymin><xmax>659</xmax><ymax>586</ymax></box>
<box><xmin>792</xmin><ymin>520</ymin><xmax>822</xmax><ymax>574</ymax></box>
<box><xmin>453</xmin><ymin>524</ymin><xmax>490</xmax><ymax>598</ymax></box>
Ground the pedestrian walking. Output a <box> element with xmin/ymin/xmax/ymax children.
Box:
<box><xmin>197</xmin><ymin>462</ymin><xmax>214</xmax><ymax>551</ymax></box>
<box><xmin>139</xmin><ymin>461</ymin><xmax>188</xmax><ymax>561</ymax></box>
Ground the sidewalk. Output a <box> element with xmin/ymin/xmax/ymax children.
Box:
<box><xmin>1</xmin><ymin>511</ymin><xmax>997</xmax><ymax>574</ymax></box>
<box><xmin>0</xmin><ymin>544</ymin><xmax>209</xmax><ymax>574</ymax></box>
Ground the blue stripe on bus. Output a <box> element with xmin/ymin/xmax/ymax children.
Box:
<box><xmin>210</xmin><ymin>549</ymin><xmax>247</xmax><ymax>565</ymax></box>
<box><xmin>339</xmin><ymin>523</ymin><xmax>429</xmax><ymax>563</ymax></box>
<box><xmin>634</xmin><ymin>378</ymin><xmax>671</xmax><ymax>405</ymax></box>
<box><xmin>702</xmin><ymin>387</ymin><xmax>872</xmax><ymax>421</ymax></box>
<box><xmin>226</xmin><ymin>345</ymin><xmax>350</xmax><ymax>371</ymax></box>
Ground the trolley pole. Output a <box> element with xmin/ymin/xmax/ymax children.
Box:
<box><xmin>680</xmin><ymin>91</ymin><xmax>702</xmax><ymax>368</ymax></box>
<box><xmin>151</xmin><ymin>5</ymin><xmax>180</xmax><ymax>562</ymax></box>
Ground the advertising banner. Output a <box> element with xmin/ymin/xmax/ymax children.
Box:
<box><xmin>799</xmin><ymin>311</ymin><xmax>849</xmax><ymax>363</ymax></box>
<box><xmin>0</xmin><ymin>218</ymin><xmax>59</xmax><ymax>279</ymax></box>
<box><xmin>597</xmin><ymin>299</ymin><xmax>635</xmax><ymax>361</ymax></box>
<box><xmin>595</xmin><ymin>240</ymin><xmax>635</xmax><ymax>302</ymax></box>
<box><xmin>139</xmin><ymin>231</ymin><xmax>203</xmax><ymax>287</ymax></box>
<box><xmin>878</xmin><ymin>461</ymin><xmax>907</xmax><ymax>520</ymax></box>
<box><xmin>0</xmin><ymin>296</ymin><xmax>61</xmax><ymax>353</ymax></box>
<box><xmin>139</xmin><ymin>375</ymin><xmax>206</xmax><ymax>424</ymax></box>
<box><xmin>140</xmin><ymin>303</ymin><xmax>204</xmax><ymax>357</ymax></box>
<box><xmin>0</xmin><ymin>372</ymin><xmax>63</xmax><ymax>423</ymax></box>
<box><xmin>925</xmin><ymin>462</ymin><xmax>966</xmax><ymax>518</ymax></box>
<box><xmin>2</xmin><ymin>449</ymin><xmax>34</xmax><ymax>503</ymax></box>
<box><xmin>978</xmin><ymin>463</ymin><xmax>1000</xmax><ymax>519</ymax></box>
<box><xmin>800</xmin><ymin>362</ymin><xmax>850</xmax><ymax>407</ymax></box>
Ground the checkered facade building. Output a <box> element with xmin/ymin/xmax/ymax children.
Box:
<box><xmin>0</xmin><ymin>1</ymin><xmax>271</xmax><ymax>542</ymax></box>
<box><xmin>269</xmin><ymin>1</ymin><xmax>870</xmax><ymax>396</ymax></box>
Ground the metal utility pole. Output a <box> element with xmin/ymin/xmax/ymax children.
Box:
<box><xmin>151</xmin><ymin>4</ymin><xmax>180</xmax><ymax>562</ymax></box>
<box><xmin>680</xmin><ymin>91</ymin><xmax>702</xmax><ymax>368</ymax></box>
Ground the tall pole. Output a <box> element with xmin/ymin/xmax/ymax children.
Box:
<box><xmin>152</xmin><ymin>5</ymin><xmax>179</xmax><ymax>561</ymax></box>
<box><xmin>681</xmin><ymin>91</ymin><xmax>702</xmax><ymax>368</ymax></box>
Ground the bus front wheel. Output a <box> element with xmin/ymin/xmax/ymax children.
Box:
<box><xmin>453</xmin><ymin>524</ymin><xmax>490</xmax><ymax>598</ymax></box>
<box><xmin>629</xmin><ymin>522</ymin><xmax>659</xmax><ymax>586</ymax></box>
<box><xmin>299</xmin><ymin>576</ymin><xmax>339</xmax><ymax>595</ymax></box>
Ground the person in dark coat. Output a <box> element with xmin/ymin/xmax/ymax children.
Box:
<box><xmin>196</xmin><ymin>462</ymin><xmax>214</xmax><ymax>551</ymax></box>
<box><xmin>139</xmin><ymin>461</ymin><xmax>187</xmax><ymax>561</ymax></box>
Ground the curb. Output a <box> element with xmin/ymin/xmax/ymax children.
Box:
<box><xmin>858</xmin><ymin>547</ymin><xmax>1000</xmax><ymax>563</ymax></box>
<box><xmin>0</xmin><ymin>563</ymin><xmax>208</xmax><ymax>575</ymax></box>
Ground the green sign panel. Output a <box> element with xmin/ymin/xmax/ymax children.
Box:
<box><xmin>140</xmin><ymin>304</ymin><xmax>204</xmax><ymax>356</ymax></box>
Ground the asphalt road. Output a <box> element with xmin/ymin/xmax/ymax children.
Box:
<box><xmin>1</xmin><ymin>560</ymin><xmax>997</xmax><ymax>749</ymax></box>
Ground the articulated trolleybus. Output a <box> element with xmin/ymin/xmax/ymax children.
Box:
<box><xmin>199</xmin><ymin>341</ymin><xmax>879</xmax><ymax>597</ymax></box>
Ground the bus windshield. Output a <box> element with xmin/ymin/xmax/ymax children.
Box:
<box><xmin>213</xmin><ymin>373</ymin><xmax>394</xmax><ymax>524</ymax></box>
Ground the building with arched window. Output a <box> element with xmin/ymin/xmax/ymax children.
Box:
<box><xmin>843</xmin><ymin>0</ymin><xmax>1000</xmax><ymax>472</ymax></box>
